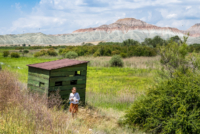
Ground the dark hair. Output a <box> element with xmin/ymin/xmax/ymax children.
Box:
<box><xmin>72</xmin><ymin>87</ymin><xmax>76</xmax><ymax>90</ymax></box>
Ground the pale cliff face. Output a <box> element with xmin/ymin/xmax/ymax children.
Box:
<box><xmin>73</xmin><ymin>18</ymin><xmax>188</xmax><ymax>36</ymax></box>
<box><xmin>186</xmin><ymin>24</ymin><xmax>200</xmax><ymax>37</ymax></box>
<box><xmin>0</xmin><ymin>18</ymin><xmax>199</xmax><ymax>45</ymax></box>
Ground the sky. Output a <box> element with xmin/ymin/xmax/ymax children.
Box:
<box><xmin>0</xmin><ymin>0</ymin><xmax>200</xmax><ymax>35</ymax></box>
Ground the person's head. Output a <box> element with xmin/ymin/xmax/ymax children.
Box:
<box><xmin>72</xmin><ymin>87</ymin><xmax>76</xmax><ymax>94</ymax></box>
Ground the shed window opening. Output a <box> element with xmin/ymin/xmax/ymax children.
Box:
<box><xmin>55</xmin><ymin>81</ymin><xmax>63</xmax><ymax>86</ymax></box>
<box><xmin>39</xmin><ymin>82</ymin><xmax>45</xmax><ymax>88</ymax></box>
<box><xmin>70</xmin><ymin>80</ymin><xmax>77</xmax><ymax>85</ymax></box>
<box><xmin>75</xmin><ymin>71</ymin><xmax>81</xmax><ymax>76</ymax></box>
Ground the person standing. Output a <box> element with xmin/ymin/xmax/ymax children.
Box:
<box><xmin>69</xmin><ymin>87</ymin><xmax>80</xmax><ymax>118</ymax></box>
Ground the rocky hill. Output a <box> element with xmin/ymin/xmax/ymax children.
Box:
<box><xmin>186</xmin><ymin>23</ymin><xmax>200</xmax><ymax>37</ymax></box>
<box><xmin>0</xmin><ymin>18</ymin><xmax>200</xmax><ymax>45</ymax></box>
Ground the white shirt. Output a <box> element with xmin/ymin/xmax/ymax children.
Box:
<box><xmin>69</xmin><ymin>93</ymin><xmax>80</xmax><ymax>104</ymax></box>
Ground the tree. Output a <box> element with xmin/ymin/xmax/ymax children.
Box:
<box><xmin>3</xmin><ymin>51</ymin><xmax>10</xmax><ymax>57</ymax></box>
<box><xmin>169</xmin><ymin>35</ymin><xmax>183</xmax><ymax>44</ymax></box>
<box><xmin>65</xmin><ymin>51</ymin><xmax>78</xmax><ymax>59</ymax></box>
<box><xmin>159</xmin><ymin>36</ymin><xmax>199</xmax><ymax>78</ymax></box>
<box><xmin>22</xmin><ymin>50</ymin><xmax>29</xmax><ymax>56</ymax></box>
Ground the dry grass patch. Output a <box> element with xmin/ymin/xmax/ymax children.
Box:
<box><xmin>77</xmin><ymin>56</ymin><xmax>160</xmax><ymax>69</ymax></box>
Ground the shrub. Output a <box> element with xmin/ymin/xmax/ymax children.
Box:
<box><xmin>11</xmin><ymin>52</ymin><xmax>20</xmax><ymax>58</ymax></box>
<box><xmin>34</xmin><ymin>50</ymin><xmax>47</xmax><ymax>57</ymax></box>
<box><xmin>47</xmin><ymin>49</ymin><xmax>58</xmax><ymax>56</ymax></box>
<box><xmin>120</xmin><ymin>53</ymin><xmax>127</xmax><ymax>58</ymax></box>
<box><xmin>65</xmin><ymin>51</ymin><xmax>78</xmax><ymax>59</ymax></box>
<box><xmin>123</xmin><ymin>73</ymin><xmax>200</xmax><ymax>133</ymax></box>
<box><xmin>93</xmin><ymin>51</ymin><xmax>101</xmax><ymax>57</ymax></box>
<box><xmin>3</xmin><ymin>51</ymin><xmax>10</xmax><ymax>57</ymax></box>
<box><xmin>109</xmin><ymin>55</ymin><xmax>124</xmax><ymax>67</ymax></box>
<box><xmin>103</xmin><ymin>48</ymin><xmax>112</xmax><ymax>56</ymax></box>
<box><xmin>111</xmin><ymin>50</ymin><xmax>120</xmax><ymax>55</ymax></box>
<box><xmin>23</xmin><ymin>50</ymin><xmax>29</xmax><ymax>54</ymax></box>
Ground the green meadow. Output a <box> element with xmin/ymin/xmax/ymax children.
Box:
<box><xmin>0</xmin><ymin>53</ymin><xmax>156</xmax><ymax>111</ymax></box>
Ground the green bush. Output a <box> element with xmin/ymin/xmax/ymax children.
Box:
<box><xmin>123</xmin><ymin>73</ymin><xmax>200</xmax><ymax>133</ymax></box>
<box><xmin>23</xmin><ymin>50</ymin><xmax>29</xmax><ymax>54</ymax></box>
<box><xmin>47</xmin><ymin>49</ymin><xmax>58</xmax><ymax>56</ymax></box>
<box><xmin>111</xmin><ymin>50</ymin><xmax>120</xmax><ymax>55</ymax></box>
<box><xmin>93</xmin><ymin>51</ymin><xmax>101</xmax><ymax>57</ymax></box>
<box><xmin>120</xmin><ymin>53</ymin><xmax>127</xmax><ymax>58</ymax></box>
<box><xmin>65</xmin><ymin>51</ymin><xmax>78</xmax><ymax>59</ymax></box>
<box><xmin>11</xmin><ymin>52</ymin><xmax>20</xmax><ymax>58</ymax></box>
<box><xmin>34</xmin><ymin>50</ymin><xmax>47</xmax><ymax>57</ymax></box>
<box><xmin>109</xmin><ymin>55</ymin><xmax>124</xmax><ymax>67</ymax></box>
<box><xmin>3</xmin><ymin>51</ymin><xmax>10</xmax><ymax>57</ymax></box>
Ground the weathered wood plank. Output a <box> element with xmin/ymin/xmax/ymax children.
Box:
<box><xmin>28</xmin><ymin>84</ymin><xmax>47</xmax><ymax>93</ymax></box>
<box><xmin>49</xmin><ymin>80</ymin><xmax>72</xmax><ymax>87</ymax></box>
<box><xmin>49</xmin><ymin>85</ymin><xmax>86</xmax><ymax>91</ymax></box>
<box><xmin>28</xmin><ymin>80</ymin><xmax>39</xmax><ymax>87</ymax></box>
<box><xmin>77</xmin><ymin>80</ymin><xmax>86</xmax><ymax>84</ymax></box>
<box><xmin>28</xmin><ymin>80</ymin><xmax>49</xmax><ymax>89</ymax></box>
<box><xmin>81</xmin><ymin>70</ymin><xmax>87</xmax><ymax>76</ymax></box>
<box><xmin>52</xmin><ymin>67</ymin><xmax>87</xmax><ymax>72</ymax></box>
<box><xmin>28</xmin><ymin>75</ymin><xmax>49</xmax><ymax>84</ymax></box>
<box><xmin>28</xmin><ymin>72</ymin><xmax>49</xmax><ymax>79</ymax></box>
<box><xmin>50</xmin><ymin>76</ymin><xmax>86</xmax><ymax>82</ymax></box>
<box><xmin>50</xmin><ymin>71</ymin><xmax>76</xmax><ymax>77</ymax></box>
<box><xmin>29</xmin><ymin>67</ymin><xmax>50</xmax><ymax>75</ymax></box>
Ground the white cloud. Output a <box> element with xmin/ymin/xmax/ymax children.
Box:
<box><xmin>186</xmin><ymin>6</ymin><xmax>192</xmax><ymax>10</ymax></box>
<box><xmin>166</xmin><ymin>14</ymin><xmax>177</xmax><ymax>19</ymax></box>
<box><xmin>15</xmin><ymin>3</ymin><xmax>22</xmax><ymax>10</ymax></box>
<box><xmin>2</xmin><ymin>0</ymin><xmax>200</xmax><ymax>34</ymax></box>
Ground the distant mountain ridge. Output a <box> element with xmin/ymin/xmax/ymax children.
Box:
<box><xmin>73</xmin><ymin>18</ymin><xmax>183</xmax><ymax>34</ymax></box>
<box><xmin>0</xmin><ymin>18</ymin><xmax>200</xmax><ymax>45</ymax></box>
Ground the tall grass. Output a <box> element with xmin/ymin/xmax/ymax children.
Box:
<box><xmin>77</xmin><ymin>56</ymin><xmax>161</xmax><ymax>69</ymax></box>
<box><xmin>0</xmin><ymin>70</ymin><xmax>140</xmax><ymax>133</ymax></box>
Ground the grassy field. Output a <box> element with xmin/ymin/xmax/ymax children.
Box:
<box><xmin>0</xmin><ymin>55</ymin><xmax>157</xmax><ymax>110</ymax></box>
<box><xmin>0</xmin><ymin>50</ymin><xmax>159</xmax><ymax>133</ymax></box>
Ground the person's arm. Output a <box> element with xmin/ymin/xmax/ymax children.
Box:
<box><xmin>76</xmin><ymin>93</ymin><xmax>80</xmax><ymax>102</ymax></box>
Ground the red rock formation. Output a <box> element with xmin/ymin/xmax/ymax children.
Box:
<box><xmin>73</xmin><ymin>18</ymin><xmax>200</xmax><ymax>37</ymax></box>
<box><xmin>186</xmin><ymin>23</ymin><xmax>200</xmax><ymax>36</ymax></box>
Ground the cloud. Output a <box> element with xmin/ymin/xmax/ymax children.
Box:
<box><xmin>3</xmin><ymin>0</ymin><xmax>200</xmax><ymax>34</ymax></box>
<box><xmin>186</xmin><ymin>6</ymin><xmax>192</xmax><ymax>10</ymax></box>
<box><xmin>166</xmin><ymin>14</ymin><xmax>177</xmax><ymax>19</ymax></box>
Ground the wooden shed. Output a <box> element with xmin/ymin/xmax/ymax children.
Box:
<box><xmin>27</xmin><ymin>59</ymin><xmax>89</xmax><ymax>105</ymax></box>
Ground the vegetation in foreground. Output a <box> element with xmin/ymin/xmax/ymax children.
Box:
<box><xmin>122</xmin><ymin>37</ymin><xmax>200</xmax><ymax>133</ymax></box>
<box><xmin>0</xmin><ymin>71</ymin><xmax>137</xmax><ymax>134</ymax></box>
<box><xmin>1</xmin><ymin>35</ymin><xmax>200</xmax><ymax>133</ymax></box>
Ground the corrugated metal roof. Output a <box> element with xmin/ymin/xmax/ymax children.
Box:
<box><xmin>27</xmin><ymin>59</ymin><xmax>89</xmax><ymax>70</ymax></box>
